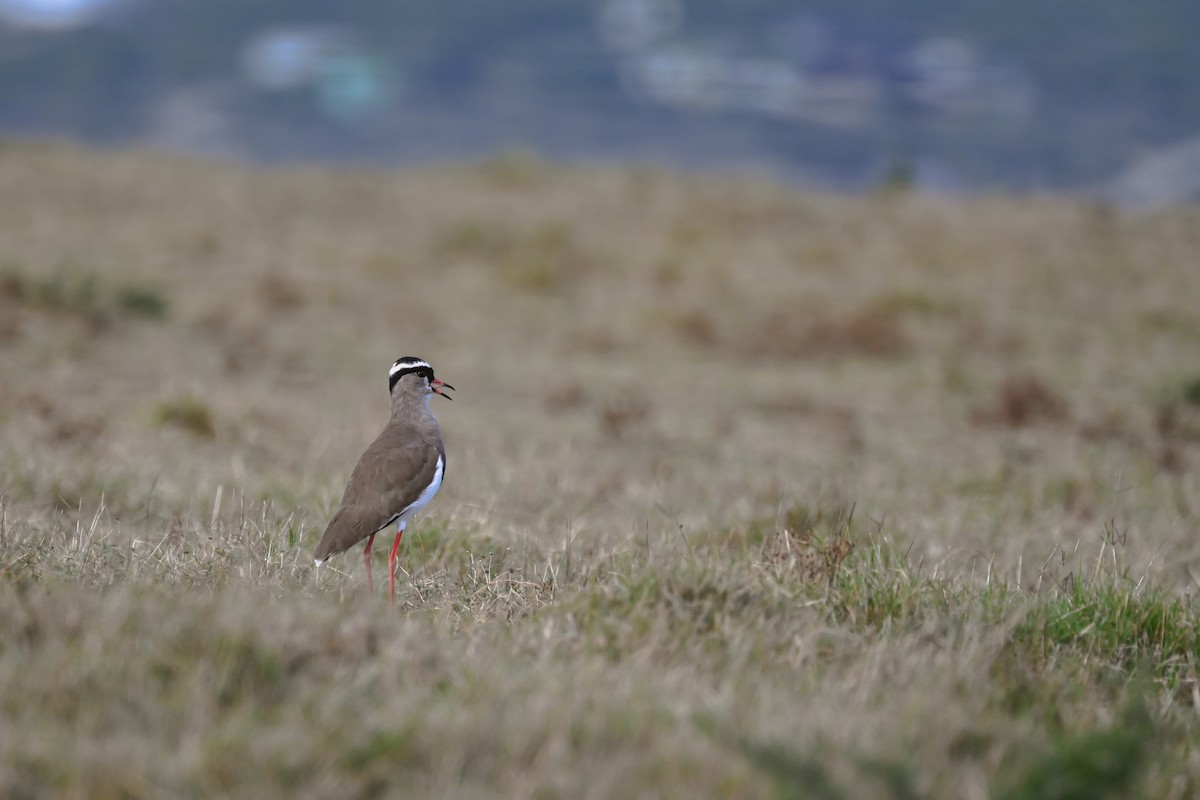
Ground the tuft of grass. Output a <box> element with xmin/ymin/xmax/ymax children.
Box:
<box><xmin>741</xmin><ymin>501</ymin><xmax>859</xmax><ymax>584</ymax></box>
<box><xmin>116</xmin><ymin>284</ymin><xmax>169</xmax><ymax>318</ymax></box>
<box><xmin>154</xmin><ymin>396</ymin><xmax>216</xmax><ymax>438</ymax></box>
<box><xmin>1017</xmin><ymin>575</ymin><xmax>1200</xmax><ymax>686</ymax></box>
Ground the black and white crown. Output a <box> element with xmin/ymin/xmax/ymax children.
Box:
<box><xmin>388</xmin><ymin>357</ymin><xmax>434</xmax><ymax>392</ymax></box>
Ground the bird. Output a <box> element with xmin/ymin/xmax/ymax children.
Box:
<box><xmin>314</xmin><ymin>356</ymin><xmax>454</xmax><ymax>603</ymax></box>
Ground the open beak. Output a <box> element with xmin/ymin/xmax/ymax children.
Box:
<box><xmin>431</xmin><ymin>378</ymin><xmax>455</xmax><ymax>400</ymax></box>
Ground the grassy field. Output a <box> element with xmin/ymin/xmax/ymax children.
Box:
<box><xmin>1</xmin><ymin>140</ymin><xmax>1199</xmax><ymax>799</ymax></box>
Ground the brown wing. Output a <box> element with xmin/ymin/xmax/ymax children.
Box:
<box><xmin>313</xmin><ymin>425</ymin><xmax>444</xmax><ymax>563</ymax></box>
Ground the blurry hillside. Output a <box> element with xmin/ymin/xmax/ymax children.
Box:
<box><xmin>2</xmin><ymin>0</ymin><xmax>1199</xmax><ymax>204</ymax></box>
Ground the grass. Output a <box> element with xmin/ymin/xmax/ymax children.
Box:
<box><xmin>1</xmin><ymin>264</ymin><xmax>169</xmax><ymax>325</ymax></box>
<box><xmin>1</xmin><ymin>140</ymin><xmax>1200</xmax><ymax>798</ymax></box>
<box><xmin>154</xmin><ymin>396</ymin><xmax>217</xmax><ymax>438</ymax></box>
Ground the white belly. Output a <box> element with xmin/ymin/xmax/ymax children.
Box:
<box><xmin>397</xmin><ymin>455</ymin><xmax>443</xmax><ymax>526</ymax></box>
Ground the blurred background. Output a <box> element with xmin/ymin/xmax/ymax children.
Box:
<box><xmin>2</xmin><ymin>0</ymin><xmax>1199</xmax><ymax>207</ymax></box>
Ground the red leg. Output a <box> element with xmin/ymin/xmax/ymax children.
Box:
<box><xmin>388</xmin><ymin>523</ymin><xmax>405</xmax><ymax>605</ymax></box>
<box><xmin>362</xmin><ymin>532</ymin><xmax>376</xmax><ymax>593</ymax></box>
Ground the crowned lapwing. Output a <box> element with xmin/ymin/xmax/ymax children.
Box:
<box><xmin>314</xmin><ymin>357</ymin><xmax>453</xmax><ymax>602</ymax></box>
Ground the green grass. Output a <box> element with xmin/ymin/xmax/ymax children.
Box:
<box><xmin>153</xmin><ymin>396</ymin><xmax>217</xmax><ymax>438</ymax></box>
<box><xmin>1</xmin><ymin>264</ymin><xmax>169</xmax><ymax>325</ymax></box>
<box><xmin>1</xmin><ymin>142</ymin><xmax>1199</xmax><ymax>798</ymax></box>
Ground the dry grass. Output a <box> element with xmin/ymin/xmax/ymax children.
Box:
<box><xmin>2</xmin><ymin>141</ymin><xmax>1200</xmax><ymax>798</ymax></box>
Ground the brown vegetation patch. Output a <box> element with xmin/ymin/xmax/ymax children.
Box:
<box><xmin>255</xmin><ymin>270</ymin><xmax>307</xmax><ymax>311</ymax></box>
<box><xmin>0</xmin><ymin>314</ymin><xmax>20</xmax><ymax>342</ymax></box>
<box><xmin>670</xmin><ymin>309</ymin><xmax>720</xmax><ymax>347</ymax></box>
<box><xmin>8</xmin><ymin>390</ymin><xmax>55</xmax><ymax>418</ymax></box>
<box><xmin>0</xmin><ymin>271</ymin><xmax>24</xmax><ymax>300</ymax></box>
<box><xmin>746</xmin><ymin>303</ymin><xmax>910</xmax><ymax>360</ymax></box>
<box><xmin>49</xmin><ymin>415</ymin><xmax>107</xmax><ymax>444</ymax></box>
<box><xmin>598</xmin><ymin>396</ymin><xmax>651</xmax><ymax>440</ymax></box>
<box><xmin>543</xmin><ymin>382</ymin><xmax>588</xmax><ymax>413</ymax></box>
<box><xmin>971</xmin><ymin>373</ymin><xmax>1071</xmax><ymax>428</ymax></box>
<box><xmin>1154</xmin><ymin>398</ymin><xmax>1200</xmax><ymax>473</ymax></box>
<box><xmin>755</xmin><ymin>503</ymin><xmax>857</xmax><ymax>583</ymax></box>
<box><xmin>1157</xmin><ymin>402</ymin><xmax>1200</xmax><ymax>442</ymax></box>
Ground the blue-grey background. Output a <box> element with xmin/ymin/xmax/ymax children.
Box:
<box><xmin>2</xmin><ymin>0</ymin><xmax>1198</xmax><ymax>203</ymax></box>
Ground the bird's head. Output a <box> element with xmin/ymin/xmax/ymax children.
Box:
<box><xmin>388</xmin><ymin>357</ymin><xmax>454</xmax><ymax>402</ymax></box>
